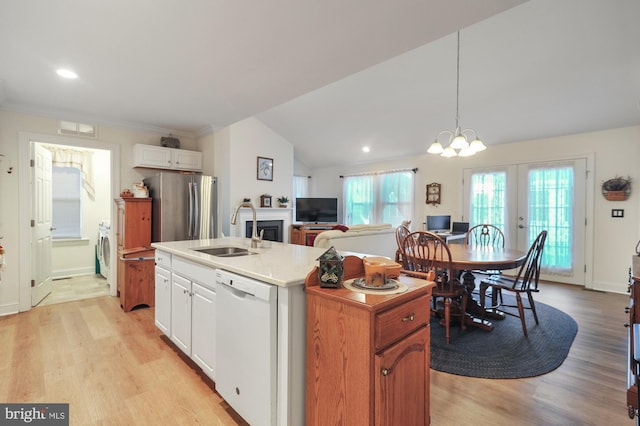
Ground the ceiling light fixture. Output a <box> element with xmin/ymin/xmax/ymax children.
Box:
<box><xmin>362</xmin><ymin>146</ymin><xmax>370</xmax><ymax>153</ymax></box>
<box><xmin>56</xmin><ymin>68</ymin><xmax>78</xmax><ymax>79</ymax></box>
<box><xmin>427</xmin><ymin>31</ymin><xmax>486</xmax><ymax>158</ymax></box>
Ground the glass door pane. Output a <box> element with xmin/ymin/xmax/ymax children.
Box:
<box><xmin>517</xmin><ymin>159</ymin><xmax>586</xmax><ymax>285</ymax></box>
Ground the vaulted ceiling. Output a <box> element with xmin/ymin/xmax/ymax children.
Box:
<box><xmin>1</xmin><ymin>0</ymin><xmax>638</xmax><ymax>168</ymax></box>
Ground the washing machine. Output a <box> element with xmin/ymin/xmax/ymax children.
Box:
<box><xmin>98</xmin><ymin>220</ymin><xmax>111</xmax><ymax>279</ymax></box>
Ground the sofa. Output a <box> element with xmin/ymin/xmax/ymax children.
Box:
<box><xmin>312</xmin><ymin>223</ymin><xmax>397</xmax><ymax>259</ymax></box>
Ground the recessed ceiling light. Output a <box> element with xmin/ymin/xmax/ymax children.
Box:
<box><xmin>362</xmin><ymin>146</ymin><xmax>370</xmax><ymax>153</ymax></box>
<box><xmin>56</xmin><ymin>69</ymin><xmax>78</xmax><ymax>79</ymax></box>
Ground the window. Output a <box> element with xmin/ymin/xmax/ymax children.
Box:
<box><xmin>293</xmin><ymin>175</ymin><xmax>309</xmax><ymax>221</ymax></box>
<box><xmin>293</xmin><ymin>175</ymin><xmax>309</xmax><ymax>199</ymax></box>
<box><xmin>52</xmin><ymin>166</ymin><xmax>82</xmax><ymax>238</ymax></box>
<box><xmin>343</xmin><ymin>170</ymin><xmax>413</xmax><ymax>226</ymax></box>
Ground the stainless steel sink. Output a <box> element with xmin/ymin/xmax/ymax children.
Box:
<box><xmin>192</xmin><ymin>246</ymin><xmax>254</xmax><ymax>257</ymax></box>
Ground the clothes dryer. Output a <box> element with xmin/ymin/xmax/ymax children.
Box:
<box><xmin>98</xmin><ymin>220</ymin><xmax>111</xmax><ymax>279</ymax></box>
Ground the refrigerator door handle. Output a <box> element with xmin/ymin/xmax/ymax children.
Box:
<box><xmin>192</xmin><ymin>180</ymin><xmax>200</xmax><ymax>239</ymax></box>
<box><xmin>188</xmin><ymin>181</ymin><xmax>194</xmax><ymax>239</ymax></box>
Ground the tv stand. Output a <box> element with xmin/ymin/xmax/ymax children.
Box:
<box><xmin>290</xmin><ymin>223</ymin><xmax>334</xmax><ymax>246</ymax></box>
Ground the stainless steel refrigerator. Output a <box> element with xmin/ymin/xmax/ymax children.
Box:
<box><xmin>144</xmin><ymin>172</ymin><xmax>218</xmax><ymax>242</ymax></box>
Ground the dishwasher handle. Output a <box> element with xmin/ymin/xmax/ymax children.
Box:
<box><xmin>216</xmin><ymin>273</ymin><xmax>276</xmax><ymax>302</ymax></box>
<box><xmin>217</xmin><ymin>278</ymin><xmax>255</xmax><ymax>297</ymax></box>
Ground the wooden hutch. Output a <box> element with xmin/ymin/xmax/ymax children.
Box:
<box><xmin>115</xmin><ymin>197</ymin><xmax>155</xmax><ymax>312</ymax></box>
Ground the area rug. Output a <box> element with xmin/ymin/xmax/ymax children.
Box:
<box><xmin>430</xmin><ymin>296</ymin><xmax>578</xmax><ymax>379</ymax></box>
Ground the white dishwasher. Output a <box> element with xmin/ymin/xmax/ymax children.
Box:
<box><xmin>215</xmin><ymin>269</ymin><xmax>277</xmax><ymax>426</ymax></box>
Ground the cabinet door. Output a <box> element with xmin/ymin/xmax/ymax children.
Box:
<box><xmin>191</xmin><ymin>282</ymin><xmax>216</xmax><ymax>380</ymax></box>
<box><xmin>134</xmin><ymin>144</ymin><xmax>173</xmax><ymax>168</ymax></box>
<box><xmin>374</xmin><ymin>326</ymin><xmax>429</xmax><ymax>426</ymax></box>
<box><xmin>154</xmin><ymin>266</ymin><xmax>171</xmax><ymax>336</ymax></box>
<box><xmin>172</xmin><ymin>149</ymin><xmax>202</xmax><ymax>171</ymax></box>
<box><xmin>171</xmin><ymin>273</ymin><xmax>192</xmax><ymax>354</ymax></box>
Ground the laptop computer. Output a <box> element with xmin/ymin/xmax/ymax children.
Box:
<box><xmin>451</xmin><ymin>222</ymin><xmax>469</xmax><ymax>235</ymax></box>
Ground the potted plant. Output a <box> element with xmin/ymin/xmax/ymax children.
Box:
<box><xmin>277</xmin><ymin>196</ymin><xmax>290</xmax><ymax>208</ymax></box>
<box><xmin>601</xmin><ymin>176</ymin><xmax>631</xmax><ymax>201</ymax></box>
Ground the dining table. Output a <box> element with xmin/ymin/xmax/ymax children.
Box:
<box><xmin>433</xmin><ymin>244</ymin><xmax>527</xmax><ymax>331</ymax></box>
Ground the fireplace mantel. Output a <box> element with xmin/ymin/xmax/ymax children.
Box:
<box><xmin>233</xmin><ymin>208</ymin><xmax>293</xmax><ymax>243</ymax></box>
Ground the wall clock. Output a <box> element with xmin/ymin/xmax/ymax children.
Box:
<box><xmin>260</xmin><ymin>194</ymin><xmax>272</xmax><ymax>207</ymax></box>
<box><xmin>426</xmin><ymin>183</ymin><xmax>441</xmax><ymax>205</ymax></box>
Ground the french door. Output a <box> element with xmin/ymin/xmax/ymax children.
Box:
<box><xmin>463</xmin><ymin>158</ymin><xmax>587</xmax><ymax>286</ymax></box>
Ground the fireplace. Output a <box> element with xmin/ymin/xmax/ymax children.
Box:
<box><xmin>235</xmin><ymin>208</ymin><xmax>292</xmax><ymax>243</ymax></box>
<box><xmin>246</xmin><ymin>220</ymin><xmax>284</xmax><ymax>243</ymax></box>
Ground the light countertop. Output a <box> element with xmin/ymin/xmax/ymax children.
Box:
<box><xmin>152</xmin><ymin>237</ymin><xmax>333</xmax><ymax>287</ymax></box>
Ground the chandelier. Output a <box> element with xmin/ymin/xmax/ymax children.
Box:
<box><xmin>427</xmin><ymin>31</ymin><xmax>486</xmax><ymax>157</ymax></box>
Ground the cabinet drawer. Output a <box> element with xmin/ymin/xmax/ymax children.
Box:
<box><xmin>173</xmin><ymin>256</ymin><xmax>216</xmax><ymax>291</ymax></box>
<box><xmin>155</xmin><ymin>250</ymin><xmax>171</xmax><ymax>269</ymax></box>
<box><xmin>375</xmin><ymin>294</ymin><xmax>430</xmax><ymax>350</ymax></box>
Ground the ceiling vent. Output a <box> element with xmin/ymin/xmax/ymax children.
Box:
<box><xmin>58</xmin><ymin>120</ymin><xmax>97</xmax><ymax>138</ymax></box>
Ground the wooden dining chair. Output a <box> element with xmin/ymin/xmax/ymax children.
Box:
<box><xmin>465</xmin><ymin>224</ymin><xmax>505</xmax><ymax>249</ymax></box>
<box><xmin>394</xmin><ymin>224</ymin><xmax>411</xmax><ymax>265</ymax></box>
<box><xmin>401</xmin><ymin>231</ymin><xmax>468</xmax><ymax>344</ymax></box>
<box><xmin>464</xmin><ymin>223</ymin><xmax>506</xmax><ymax>298</ymax></box>
<box><xmin>478</xmin><ymin>230</ymin><xmax>548</xmax><ymax>337</ymax></box>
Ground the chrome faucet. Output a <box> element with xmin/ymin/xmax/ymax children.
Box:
<box><xmin>230</xmin><ymin>201</ymin><xmax>264</xmax><ymax>248</ymax></box>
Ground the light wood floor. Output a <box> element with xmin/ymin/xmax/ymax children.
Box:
<box><xmin>0</xmin><ymin>282</ymin><xmax>632</xmax><ymax>425</ymax></box>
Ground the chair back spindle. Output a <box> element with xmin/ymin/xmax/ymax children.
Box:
<box><xmin>465</xmin><ymin>224</ymin><xmax>505</xmax><ymax>248</ymax></box>
<box><xmin>511</xmin><ymin>230</ymin><xmax>547</xmax><ymax>291</ymax></box>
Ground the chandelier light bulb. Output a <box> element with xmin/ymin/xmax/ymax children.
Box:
<box><xmin>441</xmin><ymin>146</ymin><xmax>458</xmax><ymax>158</ymax></box>
<box><xmin>450</xmin><ymin>133</ymin><xmax>469</xmax><ymax>150</ymax></box>
<box><xmin>469</xmin><ymin>138</ymin><xmax>486</xmax><ymax>152</ymax></box>
<box><xmin>427</xmin><ymin>140</ymin><xmax>444</xmax><ymax>154</ymax></box>
<box><xmin>458</xmin><ymin>146</ymin><xmax>476</xmax><ymax>157</ymax></box>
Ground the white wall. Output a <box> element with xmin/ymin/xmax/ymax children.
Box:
<box><xmin>311</xmin><ymin>126</ymin><xmax>640</xmax><ymax>294</ymax></box>
<box><xmin>209</xmin><ymin>117</ymin><xmax>294</xmax><ymax>237</ymax></box>
<box><xmin>0</xmin><ymin>109</ymin><xmax>197</xmax><ymax>314</ymax></box>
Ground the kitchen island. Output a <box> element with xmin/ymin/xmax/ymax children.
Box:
<box><xmin>151</xmin><ymin>237</ymin><xmax>327</xmax><ymax>426</ymax></box>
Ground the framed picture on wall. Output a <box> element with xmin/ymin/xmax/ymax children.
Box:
<box><xmin>257</xmin><ymin>156</ymin><xmax>273</xmax><ymax>181</ymax></box>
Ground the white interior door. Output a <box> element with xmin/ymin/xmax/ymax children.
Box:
<box><xmin>32</xmin><ymin>143</ymin><xmax>53</xmax><ymax>305</ymax></box>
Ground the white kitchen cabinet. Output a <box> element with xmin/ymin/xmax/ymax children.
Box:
<box><xmin>191</xmin><ymin>282</ymin><xmax>216</xmax><ymax>379</ymax></box>
<box><xmin>154</xmin><ymin>250</ymin><xmax>172</xmax><ymax>336</ymax></box>
<box><xmin>133</xmin><ymin>144</ymin><xmax>203</xmax><ymax>172</ymax></box>
<box><xmin>170</xmin><ymin>273</ymin><xmax>192</xmax><ymax>354</ymax></box>
<box><xmin>167</xmin><ymin>256</ymin><xmax>217</xmax><ymax>381</ymax></box>
<box><xmin>155</xmin><ymin>265</ymin><xmax>171</xmax><ymax>336</ymax></box>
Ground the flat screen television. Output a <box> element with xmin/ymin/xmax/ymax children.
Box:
<box><xmin>426</xmin><ymin>215</ymin><xmax>451</xmax><ymax>232</ymax></box>
<box><xmin>295</xmin><ymin>198</ymin><xmax>338</xmax><ymax>223</ymax></box>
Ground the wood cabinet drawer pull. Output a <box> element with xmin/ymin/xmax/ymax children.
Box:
<box><xmin>401</xmin><ymin>313</ymin><xmax>415</xmax><ymax>322</ymax></box>
<box><xmin>381</xmin><ymin>368</ymin><xmax>391</xmax><ymax>376</ymax></box>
